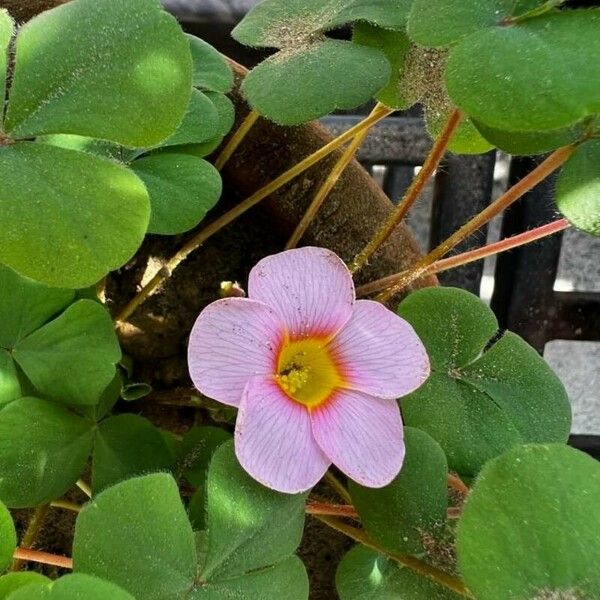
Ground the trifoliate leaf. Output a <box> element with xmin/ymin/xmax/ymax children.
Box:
<box><xmin>0</xmin><ymin>573</ymin><xmax>50</xmax><ymax>599</ymax></box>
<box><xmin>240</xmin><ymin>40</ymin><xmax>390</xmax><ymax>125</ymax></box>
<box><xmin>0</xmin><ymin>10</ymin><xmax>13</xmax><ymax>107</ymax></box>
<box><xmin>12</xmin><ymin>300</ymin><xmax>121</xmax><ymax>406</ymax></box>
<box><xmin>398</xmin><ymin>287</ymin><xmax>571</xmax><ymax>477</ymax></box>
<box><xmin>0</xmin><ymin>498</ymin><xmax>15</xmax><ymax>571</ymax></box>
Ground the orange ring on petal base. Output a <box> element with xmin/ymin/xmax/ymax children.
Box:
<box><xmin>275</xmin><ymin>337</ymin><xmax>346</xmax><ymax>408</ymax></box>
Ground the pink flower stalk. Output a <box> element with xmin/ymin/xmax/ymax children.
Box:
<box><xmin>188</xmin><ymin>247</ymin><xmax>430</xmax><ymax>494</ymax></box>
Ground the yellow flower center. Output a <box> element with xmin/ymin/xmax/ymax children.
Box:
<box><xmin>276</xmin><ymin>337</ymin><xmax>344</xmax><ymax>408</ymax></box>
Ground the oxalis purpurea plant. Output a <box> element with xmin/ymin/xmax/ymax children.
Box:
<box><xmin>0</xmin><ymin>0</ymin><xmax>599</xmax><ymax>598</ymax></box>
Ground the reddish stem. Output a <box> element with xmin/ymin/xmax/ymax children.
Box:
<box><xmin>447</xmin><ymin>473</ymin><xmax>470</xmax><ymax>496</ymax></box>
<box><xmin>305</xmin><ymin>502</ymin><xmax>359</xmax><ymax>518</ymax></box>
<box><xmin>13</xmin><ymin>548</ymin><xmax>73</xmax><ymax>570</ymax></box>
<box><xmin>357</xmin><ymin>217</ymin><xmax>571</xmax><ymax>297</ymax></box>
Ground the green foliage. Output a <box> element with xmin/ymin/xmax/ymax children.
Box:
<box><xmin>12</xmin><ymin>300</ymin><xmax>121</xmax><ymax>406</ymax></box>
<box><xmin>336</xmin><ymin>545</ymin><xmax>462</xmax><ymax>599</ymax></box>
<box><xmin>73</xmin><ymin>473</ymin><xmax>197</xmax><ymax>600</ymax></box>
<box><xmin>556</xmin><ymin>139</ymin><xmax>600</xmax><ymax>236</ymax></box>
<box><xmin>92</xmin><ymin>414</ymin><xmax>175</xmax><ymax>493</ymax></box>
<box><xmin>457</xmin><ymin>444</ymin><xmax>600</xmax><ymax>600</ymax></box>
<box><xmin>0</xmin><ymin>573</ymin><xmax>50</xmax><ymax>599</ymax></box>
<box><xmin>200</xmin><ymin>441</ymin><xmax>308</xmax><ymax>581</ymax></box>
<box><xmin>349</xmin><ymin>427</ymin><xmax>448</xmax><ymax>554</ymax></box>
<box><xmin>0</xmin><ymin>143</ymin><xmax>150</xmax><ymax>288</ymax></box>
<box><xmin>398</xmin><ymin>287</ymin><xmax>571</xmax><ymax>477</ymax></box>
<box><xmin>352</xmin><ymin>23</ymin><xmax>412</xmax><ymax>109</ymax></box>
<box><xmin>178</xmin><ymin>426</ymin><xmax>232</xmax><ymax>487</ymax></box>
<box><xmin>6</xmin><ymin>574</ymin><xmax>136</xmax><ymax>600</ymax></box>
<box><xmin>73</xmin><ymin>464</ymin><xmax>308</xmax><ymax>600</ymax></box>
<box><xmin>445</xmin><ymin>11</ymin><xmax>600</xmax><ymax>133</ymax></box>
<box><xmin>0</xmin><ymin>398</ymin><xmax>94</xmax><ymax>507</ymax></box>
<box><xmin>408</xmin><ymin>0</ymin><xmax>545</xmax><ymax>47</ymax></box>
<box><xmin>240</xmin><ymin>40</ymin><xmax>390</xmax><ymax>126</ymax></box>
<box><xmin>131</xmin><ymin>153</ymin><xmax>222</xmax><ymax>235</ymax></box>
<box><xmin>232</xmin><ymin>0</ymin><xmax>412</xmax><ymax>124</ymax></box>
<box><xmin>4</xmin><ymin>0</ymin><xmax>191</xmax><ymax>146</ymax></box>
<box><xmin>188</xmin><ymin>35</ymin><xmax>234</xmax><ymax>93</ymax></box>
<box><xmin>0</xmin><ymin>499</ymin><xmax>15</xmax><ymax>571</ymax></box>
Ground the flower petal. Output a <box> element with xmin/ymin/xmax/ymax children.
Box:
<box><xmin>330</xmin><ymin>300</ymin><xmax>430</xmax><ymax>400</ymax></box>
<box><xmin>311</xmin><ymin>389</ymin><xmax>404</xmax><ymax>487</ymax></box>
<box><xmin>188</xmin><ymin>298</ymin><xmax>284</xmax><ymax>407</ymax></box>
<box><xmin>235</xmin><ymin>376</ymin><xmax>330</xmax><ymax>493</ymax></box>
<box><xmin>248</xmin><ymin>247</ymin><xmax>355</xmax><ymax>339</ymax></box>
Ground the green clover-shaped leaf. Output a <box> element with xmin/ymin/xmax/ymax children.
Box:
<box><xmin>0</xmin><ymin>267</ymin><xmax>121</xmax><ymax>406</ymax></box>
<box><xmin>131</xmin><ymin>152</ymin><xmax>222</xmax><ymax>235</ymax></box>
<box><xmin>0</xmin><ymin>573</ymin><xmax>50</xmax><ymax>599</ymax></box>
<box><xmin>398</xmin><ymin>287</ymin><xmax>571</xmax><ymax>477</ymax></box>
<box><xmin>457</xmin><ymin>444</ymin><xmax>600</xmax><ymax>600</ymax></box>
<box><xmin>4</xmin><ymin>0</ymin><xmax>191</xmax><ymax>146</ymax></box>
<box><xmin>7</xmin><ymin>574</ymin><xmax>136</xmax><ymax>600</ymax></box>
<box><xmin>232</xmin><ymin>0</ymin><xmax>409</xmax><ymax>124</ymax></box>
<box><xmin>349</xmin><ymin>427</ymin><xmax>448</xmax><ymax>555</ymax></box>
<box><xmin>0</xmin><ymin>143</ymin><xmax>150</xmax><ymax>288</ymax></box>
<box><xmin>92</xmin><ymin>414</ymin><xmax>175</xmax><ymax>493</ymax></box>
<box><xmin>336</xmin><ymin>545</ymin><xmax>462</xmax><ymax>600</ymax></box>
<box><xmin>74</xmin><ymin>467</ymin><xmax>309</xmax><ymax>600</ymax></box>
<box><xmin>445</xmin><ymin>10</ymin><xmax>600</xmax><ymax>133</ymax></box>
<box><xmin>408</xmin><ymin>0</ymin><xmax>546</xmax><ymax>47</ymax></box>
<box><xmin>0</xmin><ymin>398</ymin><xmax>95</xmax><ymax>508</ymax></box>
<box><xmin>556</xmin><ymin>139</ymin><xmax>600</xmax><ymax>237</ymax></box>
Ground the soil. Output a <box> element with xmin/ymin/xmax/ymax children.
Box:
<box><xmin>6</xmin><ymin>3</ymin><xmax>436</xmax><ymax>598</ymax></box>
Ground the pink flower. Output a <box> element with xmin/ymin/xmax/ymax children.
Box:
<box><xmin>187</xmin><ymin>247</ymin><xmax>430</xmax><ymax>493</ymax></box>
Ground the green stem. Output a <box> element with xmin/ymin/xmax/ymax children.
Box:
<box><xmin>315</xmin><ymin>515</ymin><xmax>474</xmax><ymax>598</ymax></box>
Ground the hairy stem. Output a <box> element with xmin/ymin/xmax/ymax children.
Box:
<box><xmin>115</xmin><ymin>105</ymin><xmax>394</xmax><ymax>324</ymax></box>
<box><xmin>214</xmin><ymin>109</ymin><xmax>260</xmax><ymax>170</ymax></box>
<box><xmin>13</xmin><ymin>548</ymin><xmax>73</xmax><ymax>570</ymax></box>
<box><xmin>10</xmin><ymin>504</ymin><xmax>48</xmax><ymax>572</ymax></box>
<box><xmin>324</xmin><ymin>471</ymin><xmax>353</xmax><ymax>504</ymax></box>
<box><xmin>374</xmin><ymin>145</ymin><xmax>576</xmax><ymax>302</ymax></box>
<box><xmin>350</xmin><ymin>109</ymin><xmax>462</xmax><ymax>274</ymax></box>
<box><xmin>315</xmin><ymin>515</ymin><xmax>473</xmax><ymax>598</ymax></box>
<box><xmin>285</xmin><ymin>104</ymin><xmax>383</xmax><ymax>249</ymax></box>
<box><xmin>357</xmin><ymin>218</ymin><xmax>570</xmax><ymax>297</ymax></box>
